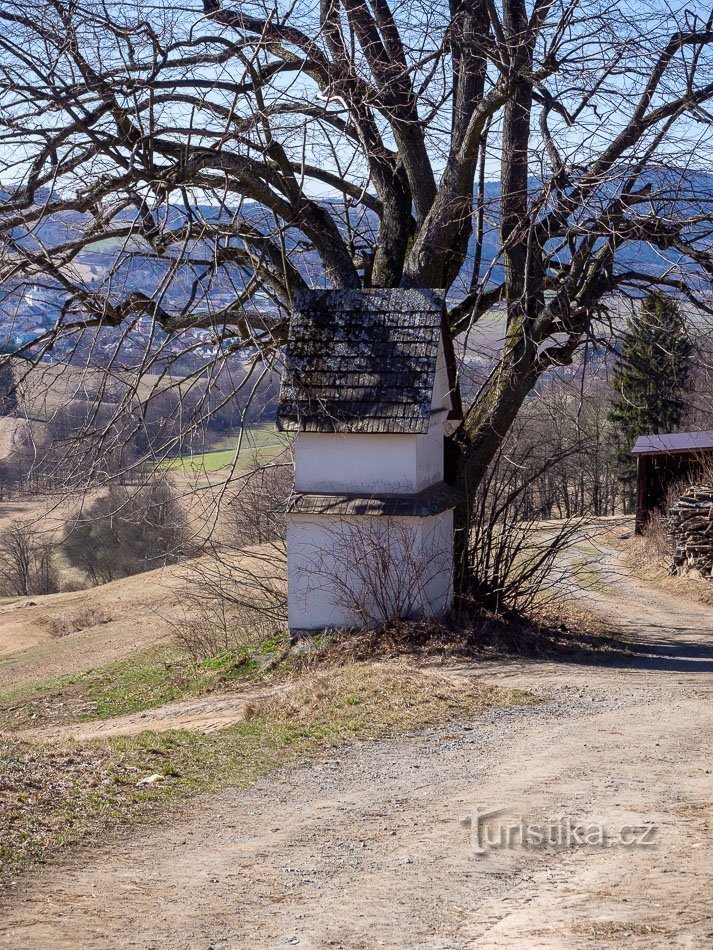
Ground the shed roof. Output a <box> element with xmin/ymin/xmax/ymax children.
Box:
<box><xmin>276</xmin><ymin>288</ymin><xmax>461</xmax><ymax>434</ymax></box>
<box><xmin>632</xmin><ymin>430</ymin><xmax>713</xmax><ymax>456</ymax></box>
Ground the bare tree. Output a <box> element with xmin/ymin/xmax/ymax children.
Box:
<box><xmin>1</xmin><ymin>0</ymin><xmax>713</xmax><ymax>588</ymax></box>
<box><xmin>62</xmin><ymin>476</ymin><xmax>189</xmax><ymax>585</ymax></box>
<box><xmin>0</xmin><ymin>521</ymin><xmax>59</xmax><ymax>597</ymax></box>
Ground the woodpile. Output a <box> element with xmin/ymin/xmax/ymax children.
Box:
<box><xmin>669</xmin><ymin>485</ymin><xmax>713</xmax><ymax>577</ymax></box>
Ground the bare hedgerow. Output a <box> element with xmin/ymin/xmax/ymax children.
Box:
<box><xmin>63</xmin><ymin>475</ymin><xmax>189</xmax><ymax>585</ymax></box>
<box><xmin>0</xmin><ymin>520</ymin><xmax>59</xmax><ymax>597</ymax></box>
<box><xmin>464</xmin><ymin>433</ymin><xmax>586</xmax><ymax>614</ymax></box>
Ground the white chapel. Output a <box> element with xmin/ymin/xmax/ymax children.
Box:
<box><xmin>277</xmin><ymin>288</ymin><xmax>462</xmax><ymax>636</ymax></box>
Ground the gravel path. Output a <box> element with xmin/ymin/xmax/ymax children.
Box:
<box><xmin>2</xmin><ymin>545</ymin><xmax>713</xmax><ymax>948</ymax></box>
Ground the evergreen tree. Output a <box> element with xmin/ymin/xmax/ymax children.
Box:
<box><xmin>0</xmin><ymin>359</ymin><xmax>16</xmax><ymax>416</ymax></box>
<box><xmin>609</xmin><ymin>293</ymin><xmax>692</xmax><ymax>510</ymax></box>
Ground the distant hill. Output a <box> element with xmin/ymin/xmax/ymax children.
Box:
<box><xmin>5</xmin><ymin>165</ymin><xmax>713</xmax><ymax>302</ymax></box>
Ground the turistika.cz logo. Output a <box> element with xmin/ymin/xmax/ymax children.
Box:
<box><xmin>461</xmin><ymin>807</ymin><xmax>658</xmax><ymax>855</ymax></box>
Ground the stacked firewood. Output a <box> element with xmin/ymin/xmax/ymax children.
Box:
<box><xmin>669</xmin><ymin>485</ymin><xmax>713</xmax><ymax>577</ymax></box>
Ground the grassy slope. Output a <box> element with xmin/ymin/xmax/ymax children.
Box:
<box><xmin>0</xmin><ymin>663</ymin><xmax>536</xmax><ymax>884</ymax></box>
<box><xmin>0</xmin><ymin>634</ymin><xmax>289</xmax><ymax>730</ymax></box>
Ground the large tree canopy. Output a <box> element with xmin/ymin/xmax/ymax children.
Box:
<box><xmin>1</xmin><ymin>0</ymin><xmax>713</xmax><ymax>531</ymax></box>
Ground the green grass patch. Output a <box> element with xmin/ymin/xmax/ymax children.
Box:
<box><xmin>0</xmin><ymin>664</ymin><xmax>537</xmax><ymax>884</ymax></box>
<box><xmin>0</xmin><ymin>632</ymin><xmax>294</xmax><ymax>731</ymax></box>
<box><xmin>163</xmin><ymin>424</ymin><xmax>289</xmax><ymax>473</ymax></box>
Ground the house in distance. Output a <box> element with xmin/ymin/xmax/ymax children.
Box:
<box><xmin>277</xmin><ymin>288</ymin><xmax>462</xmax><ymax>637</ymax></box>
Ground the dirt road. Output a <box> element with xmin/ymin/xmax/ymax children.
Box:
<box><xmin>2</xmin><ymin>545</ymin><xmax>713</xmax><ymax>948</ymax></box>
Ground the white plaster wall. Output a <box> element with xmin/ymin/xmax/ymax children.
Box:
<box><xmin>420</xmin><ymin>509</ymin><xmax>454</xmax><ymax>612</ymax></box>
<box><xmin>287</xmin><ymin>511</ymin><xmax>454</xmax><ymax>632</ymax></box>
<box><xmin>414</xmin><ymin>416</ymin><xmax>446</xmax><ymax>490</ymax></box>
<box><xmin>294</xmin><ymin>429</ymin><xmax>444</xmax><ymax>494</ymax></box>
<box><xmin>292</xmin><ymin>338</ymin><xmax>453</xmax><ymax>495</ymax></box>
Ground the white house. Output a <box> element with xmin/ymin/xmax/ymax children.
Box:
<box><xmin>277</xmin><ymin>288</ymin><xmax>462</xmax><ymax>636</ymax></box>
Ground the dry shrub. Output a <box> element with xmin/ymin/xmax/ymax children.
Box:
<box><xmin>465</xmin><ymin>438</ymin><xmax>585</xmax><ymax>613</ymax></box>
<box><xmin>299</xmin><ymin>517</ymin><xmax>452</xmax><ymax>628</ymax></box>
<box><xmin>640</xmin><ymin>514</ymin><xmax>673</xmax><ymax>564</ymax></box>
<box><xmin>223</xmin><ymin>458</ymin><xmax>291</xmax><ymax>546</ymax></box>
<box><xmin>46</xmin><ymin>606</ymin><xmax>113</xmax><ymax>638</ymax></box>
<box><xmin>626</xmin><ymin>512</ymin><xmax>675</xmax><ymax>580</ymax></box>
<box><xmin>172</xmin><ymin>598</ymin><xmax>282</xmax><ymax>664</ymax></box>
<box><xmin>172</xmin><ymin>458</ymin><xmax>290</xmax><ymax>664</ymax></box>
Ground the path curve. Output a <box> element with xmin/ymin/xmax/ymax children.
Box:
<box><xmin>2</xmin><ymin>543</ymin><xmax>713</xmax><ymax>948</ymax></box>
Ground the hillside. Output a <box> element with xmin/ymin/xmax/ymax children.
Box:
<box><xmin>0</xmin><ymin>561</ymin><xmax>185</xmax><ymax>691</ymax></box>
<box><xmin>1</xmin><ymin>534</ymin><xmax>713</xmax><ymax>946</ymax></box>
<box><xmin>0</xmin><ymin>416</ymin><xmax>31</xmax><ymax>461</ymax></box>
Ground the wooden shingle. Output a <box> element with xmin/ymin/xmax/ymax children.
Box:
<box><xmin>287</xmin><ymin>482</ymin><xmax>461</xmax><ymax>517</ymax></box>
<box><xmin>276</xmin><ymin>288</ymin><xmax>461</xmax><ymax>434</ymax></box>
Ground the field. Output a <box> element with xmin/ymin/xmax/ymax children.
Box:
<box><xmin>164</xmin><ymin>424</ymin><xmax>290</xmax><ymax>473</ymax></box>
<box><xmin>18</xmin><ymin>362</ymin><xmax>184</xmax><ymax>420</ymax></box>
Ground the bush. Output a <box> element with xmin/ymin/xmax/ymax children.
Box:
<box><xmin>46</xmin><ymin>606</ymin><xmax>114</xmax><ymax>638</ymax></box>
<box><xmin>63</xmin><ymin>476</ymin><xmax>189</xmax><ymax>585</ymax></box>
<box><xmin>172</xmin><ymin>600</ymin><xmax>282</xmax><ymax>665</ymax></box>
<box><xmin>464</xmin><ymin>436</ymin><xmax>584</xmax><ymax>614</ymax></box>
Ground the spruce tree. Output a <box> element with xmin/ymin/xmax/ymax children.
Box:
<box><xmin>609</xmin><ymin>293</ymin><xmax>692</xmax><ymax>510</ymax></box>
<box><xmin>0</xmin><ymin>359</ymin><xmax>16</xmax><ymax>416</ymax></box>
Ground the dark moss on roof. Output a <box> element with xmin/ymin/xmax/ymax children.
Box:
<box><xmin>276</xmin><ymin>288</ymin><xmax>461</xmax><ymax>434</ymax></box>
<box><xmin>287</xmin><ymin>482</ymin><xmax>461</xmax><ymax>516</ymax></box>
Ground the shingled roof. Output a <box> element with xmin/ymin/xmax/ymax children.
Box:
<box><xmin>276</xmin><ymin>288</ymin><xmax>461</xmax><ymax>434</ymax></box>
<box><xmin>287</xmin><ymin>482</ymin><xmax>461</xmax><ymax>516</ymax></box>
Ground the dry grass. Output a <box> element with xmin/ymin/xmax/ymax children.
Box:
<box><xmin>0</xmin><ymin>645</ymin><xmax>187</xmax><ymax>730</ymax></box>
<box><xmin>0</xmin><ymin>610</ymin><xmax>574</xmax><ymax>734</ymax></box>
<box><xmin>45</xmin><ymin>606</ymin><xmax>114</xmax><ymax>639</ymax></box>
<box><xmin>256</xmin><ymin>663</ymin><xmax>533</xmax><ymax>737</ymax></box>
<box><xmin>604</xmin><ymin>519</ymin><xmax>713</xmax><ymax>609</ymax></box>
<box><xmin>570</xmin><ymin>920</ymin><xmax>671</xmax><ymax>939</ymax></box>
<box><xmin>0</xmin><ymin>662</ymin><xmax>535</xmax><ymax>885</ymax></box>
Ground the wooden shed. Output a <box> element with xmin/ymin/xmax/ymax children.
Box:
<box><xmin>632</xmin><ymin>430</ymin><xmax>713</xmax><ymax>534</ymax></box>
<box><xmin>277</xmin><ymin>287</ymin><xmax>462</xmax><ymax>636</ymax></box>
